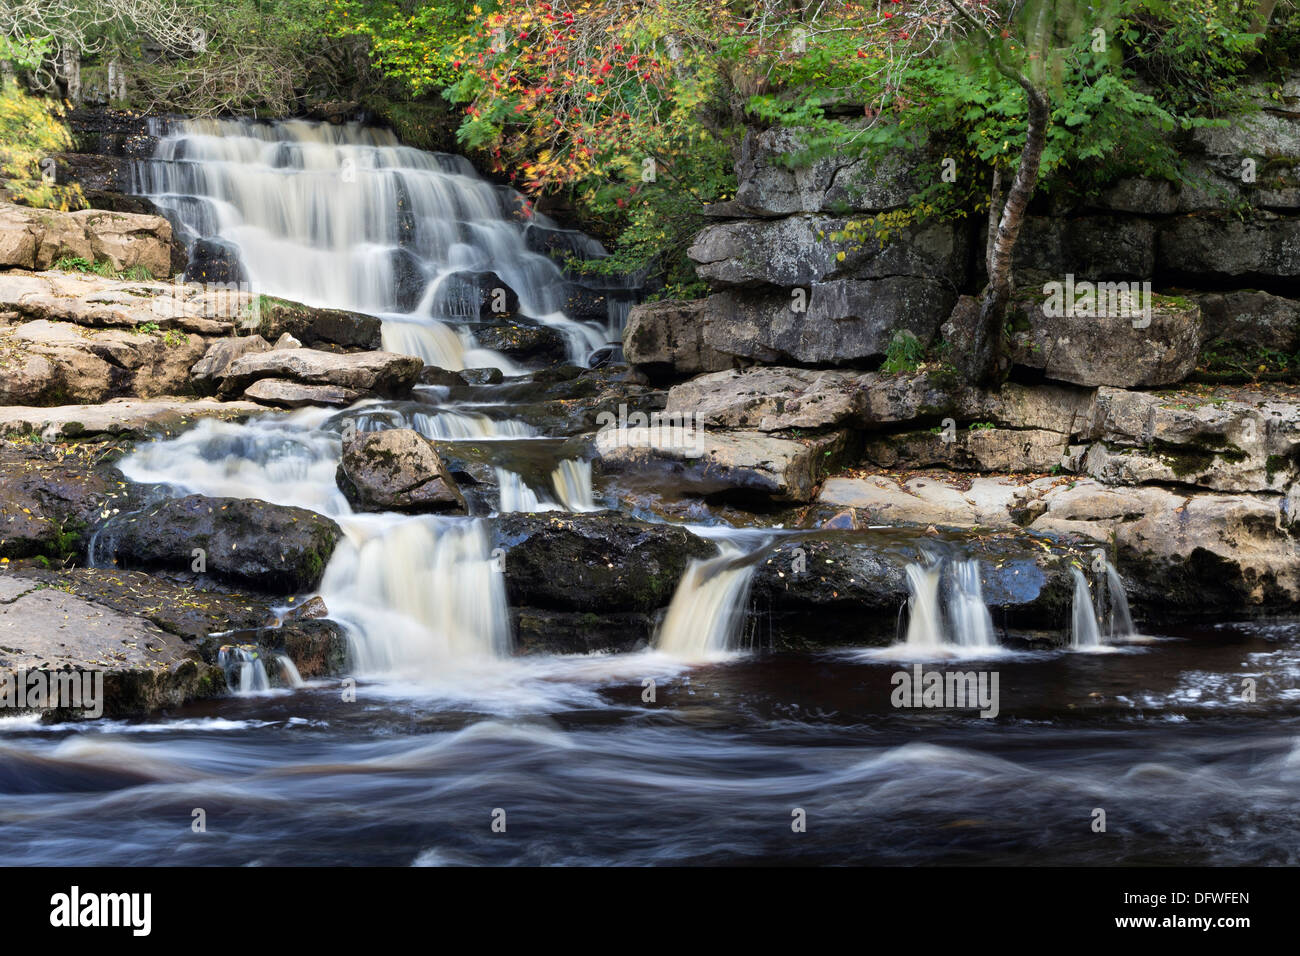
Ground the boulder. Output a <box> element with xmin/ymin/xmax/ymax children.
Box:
<box><xmin>105</xmin><ymin>494</ymin><xmax>342</xmax><ymax>593</ymax></box>
<box><xmin>1010</xmin><ymin>295</ymin><xmax>1201</xmax><ymax>388</ymax></box>
<box><xmin>1197</xmin><ymin>290</ymin><xmax>1300</xmax><ymax>352</ymax></box>
<box><xmin>491</xmin><ymin>511</ymin><xmax>713</xmax><ymax>613</ymax></box>
<box><xmin>432</xmin><ymin>270</ymin><xmax>521</xmax><ymax>320</ymax></box>
<box><xmin>696</xmin><ymin>278</ymin><xmax>956</xmax><ymax>367</ymax></box>
<box><xmin>336</xmin><ymin>428</ymin><xmax>466</xmax><ymax>513</ymax></box>
<box><xmin>624</xmin><ymin>298</ymin><xmax>732</xmax><ymax>378</ymax></box>
<box><xmin>472</xmin><ymin>322</ymin><xmax>568</xmax><ymax>363</ymax></box>
<box><xmin>217</xmin><ymin>347</ymin><xmax>422</xmax><ymax>397</ymax></box>
<box><xmin>250</xmin><ymin>296</ymin><xmax>383</xmax><ymax>350</ymax></box>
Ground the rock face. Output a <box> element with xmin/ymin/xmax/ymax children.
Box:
<box><xmin>0</xmin><ymin>318</ymin><xmax>207</xmax><ymax>405</ymax></box>
<box><xmin>1157</xmin><ymin>216</ymin><xmax>1300</xmax><ymax>280</ymax></box>
<box><xmin>731</xmin><ymin>126</ymin><xmax>920</xmax><ymax>216</ymax></box>
<box><xmin>336</xmin><ymin>429</ymin><xmax>467</xmax><ymax>513</ymax></box>
<box><xmin>664</xmin><ymin>366</ymin><xmax>870</xmax><ymax>431</ymax></box>
<box><xmin>863</xmin><ymin>427</ymin><xmax>1069</xmax><ymax>473</ymax></box>
<box><xmin>251</xmin><ymin>296</ymin><xmax>383</xmax><ymax>351</ymax></box>
<box><xmin>191</xmin><ymin>335</ymin><xmax>271</xmax><ymax>393</ymax></box>
<box><xmin>1010</xmin><ymin>295</ymin><xmax>1201</xmax><ymax>388</ymax></box>
<box><xmin>1197</xmin><ymin>290</ymin><xmax>1300</xmax><ymax>352</ymax></box>
<box><xmin>217</xmin><ymin>347</ymin><xmax>422</xmax><ymax>398</ymax></box>
<box><xmin>0</xmin><ymin>202</ymin><xmax>174</xmax><ymax>277</ymax></box>
<box><xmin>990</xmin><ymin>215</ymin><xmax>1156</xmax><ymax>285</ymax></box>
<box><xmin>243</xmin><ymin>378</ymin><xmax>363</xmax><ymax>408</ymax></box>
<box><xmin>106</xmin><ymin>495</ymin><xmax>342</xmax><ymax>593</ymax></box>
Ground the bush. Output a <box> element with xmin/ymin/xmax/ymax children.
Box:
<box><xmin>0</xmin><ymin>81</ymin><xmax>85</xmax><ymax>211</ymax></box>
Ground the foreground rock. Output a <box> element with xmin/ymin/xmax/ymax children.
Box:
<box><xmin>337</xmin><ymin>429</ymin><xmax>466</xmax><ymax>513</ymax></box>
<box><xmin>217</xmin><ymin>347</ymin><xmax>422</xmax><ymax>399</ymax></box>
<box><xmin>0</xmin><ymin>202</ymin><xmax>173</xmax><ymax>277</ymax></box>
<box><xmin>104</xmin><ymin>495</ymin><xmax>342</xmax><ymax>592</ymax></box>
<box><xmin>0</xmin><ymin>576</ymin><xmax>223</xmax><ymax>718</ymax></box>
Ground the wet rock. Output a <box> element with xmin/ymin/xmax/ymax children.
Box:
<box><xmin>418</xmin><ymin>366</ymin><xmax>469</xmax><ymax>390</ymax></box>
<box><xmin>751</xmin><ymin>531</ymin><xmax>1080</xmax><ymax>643</ymax></box>
<box><xmin>436</xmin><ymin>270</ymin><xmax>521</xmax><ymax>320</ymax></box>
<box><xmin>459</xmin><ymin>367</ymin><xmax>504</xmax><ymax>386</ymax></box>
<box><xmin>512</xmin><ymin>608</ymin><xmax>655</xmax><ymax>655</ymax></box>
<box><xmin>1010</xmin><ymin>295</ymin><xmax>1201</xmax><ymax>388</ymax></box>
<box><xmin>472</xmin><ymin>322</ymin><xmax>568</xmax><ymax>363</ymax></box>
<box><xmin>243</xmin><ymin>378</ymin><xmax>363</xmax><ymax>408</ymax></box>
<box><xmin>587</xmin><ymin>344</ymin><xmax>624</xmax><ymax>369</ymax></box>
<box><xmin>491</xmin><ymin>511</ymin><xmax>713</xmax><ymax>613</ymax></box>
<box><xmin>0</xmin><ymin>443</ymin><xmax>137</xmax><ymax>560</ymax></box>
<box><xmin>250</xmin><ymin>296</ymin><xmax>383</xmax><ymax>351</ymax></box>
<box><xmin>183</xmin><ymin>237</ymin><xmax>246</xmax><ymax>285</ymax></box>
<box><xmin>217</xmin><ymin>347</ymin><xmax>422</xmax><ymax>397</ymax></box>
<box><xmin>337</xmin><ymin>428</ymin><xmax>466</xmax><ymax>513</ymax></box>
<box><xmin>107</xmin><ymin>494</ymin><xmax>342</xmax><ymax>593</ymax></box>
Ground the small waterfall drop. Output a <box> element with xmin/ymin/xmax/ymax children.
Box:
<box><xmin>276</xmin><ymin>654</ymin><xmax>305</xmax><ymax>689</ymax></box>
<box><xmin>1098</xmin><ymin>561</ymin><xmax>1136</xmax><ymax>640</ymax></box>
<box><xmin>1069</xmin><ymin>568</ymin><xmax>1103</xmax><ymax>649</ymax></box>
<box><xmin>656</xmin><ymin>543</ymin><xmax>758</xmax><ymax>660</ymax></box>
<box><xmin>897</xmin><ymin>556</ymin><xmax>998</xmax><ymax>653</ymax></box>
<box><xmin>551</xmin><ymin>459</ymin><xmax>598</xmax><ymax>512</ymax></box>
<box><xmin>219</xmin><ymin>645</ymin><xmax>270</xmax><ymax>694</ymax></box>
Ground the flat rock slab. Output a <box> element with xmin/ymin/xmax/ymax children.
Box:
<box><xmin>219</xmin><ymin>347</ymin><xmax>422</xmax><ymax>397</ymax></box>
<box><xmin>0</xmin><ymin>577</ymin><xmax>222</xmax><ymax>717</ymax></box>
<box><xmin>0</xmin><ymin>398</ymin><xmax>271</xmax><ymax>440</ymax></box>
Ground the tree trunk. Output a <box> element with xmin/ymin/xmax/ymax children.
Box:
<box><xmin>966</xmin><ymin>84</ymin><xmax>1050</xmax><ymax>386</ymax></box>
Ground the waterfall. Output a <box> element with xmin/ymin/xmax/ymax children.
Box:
<box><xmin>1069</xmin><ymin>568</ymin><xmax>1103</xmax><ymax>649</ymax></box>
<box><xmin>656</xmin><ymin>543</ymin><xmax>757</xmax><ymax>659</ymax></box>
<box><xmin>896</xmin><ymin>556</ymin><xmax>998</xmax><ymax>653</ymax></box>
<box><xmin>132</xmin><ymin>116</ymin><xmax>611</xmax><ymax>366</ymax></box>
<box><xmin>276</xmin><ymin>654</ymin><xmax>305</xmax><ymax>689</ymax></box>
<box><xmin>218</xmin><ymin>645</ymin><xmax>270</xmax><ymax>694</ymax></box>
<box><xmin>319</xmin><ymin>516</ymin><xmax>511</xmax><ymax>677</ymax></box>
<box><xmin>1098</xmin><ymin>561</ymin><xmax>1136</xmax><ymax>640</ymax></box>
<box><xmin>551</xmin><ymin>459</ymin><xmax>598</xmax><ymax>512</ymax></box>
<box><xmin>496</xmin><ymin>467</ymin><xmax>557</xmax><ymax>513</ymax></box>
<box><xmin>948</xmin><ymin>559</ymin><xmax>997</xmax><ymax>649</ymax></box>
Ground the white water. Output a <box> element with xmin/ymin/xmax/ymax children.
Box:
<box><xmin>1099</xmin><ymin>561</ymin><xmax>1136</xmax><ymax>640</ymax></box>
<box><xmin>655</xmin><ymin>543</ymin><xmax>758</xmax><ymax>660</ymax></box>
<box><xmin>276</xmin><ymin>654</ymin><xmax>305</xmax><ymax>688</ymax></box>
<box><xmin>218</xmin><ymin>645</ymin><xmax>270</xmax><ymax>694</ymax></box>
<box><xmin>892</xmin><ymin>557</ymin><xmax>999</xmax><ymax>654</ymax></box>
<box><xmin>134</xmin><ymin>116</ymin><xmax>610</xmax><ymax>367</ymax></box>
<box><xmin>1070</xmin><ymin>568</ymin><xmax>1103</xmax><ymax>649</ymax></box>
<box><xmin>551</xmin><ymin>459</ymin><xmax>598</xmax><ymax>512</ymax></box>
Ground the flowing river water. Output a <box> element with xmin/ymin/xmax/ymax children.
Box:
<box><xmin>2</xmin><ymin>119</ymin><xmax>1299</xmax><ymax>866</ymax></box>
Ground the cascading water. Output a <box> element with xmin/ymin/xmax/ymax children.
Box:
<box><xmin>655</xmin><ymin>543</ymin><xmax>759</xmax><ymax>660</ymax></box>
<box><xmin>1070</xmin><ymin>568</ymin><xmax>1104</xmax><ymax>649</ymax></box>
<box><xmin>132</xmin><ymin>116</ymin><xmax>611</xmax><ymax>368</ymax></box>
<box><xmin>551</xmin><ymin>459</ymin><xmax>598</xmax><ymax>512</ymax></box>
<box><xmin>218</xmin><ymin>645</ymin><xmax>270</xmax><ymax>694</ymax></box>
<box><xmin>1098</xmin><ymin>560</ymin><xmax>1136</xmax><ymax>640</ymax></box>
<box><xmin>895</xmin><ymin>556</ymin><xmax>998</xmax><ymax>653</ymax></box>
